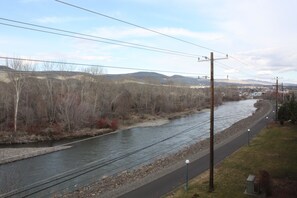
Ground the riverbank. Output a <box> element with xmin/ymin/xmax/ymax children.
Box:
<box><xmin>0</xmin><ymin>108</ymin><xmax>198</xmax><ymax>165</ymax></box>
<box><xmin>0</xmin><ymin>145</ymin><xmax>71</xmax><ymax>165</ymax></box>
<box><xmin>59</xmin><ymin>99</ymin><xmax>272</xmax><ymax>197</ymax></box>
<box><xmin>0</xmin><ymin>107</ymin><xmax>202</xmax><ymax>145</ymax></box>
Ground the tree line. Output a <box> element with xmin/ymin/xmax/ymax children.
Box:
<box><xmin>0</xmin><ymin>59</ymin><xmax>230</xmax><ymax>138</ymax></box>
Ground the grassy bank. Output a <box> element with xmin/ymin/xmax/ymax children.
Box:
<box><xmin>166</xmin><ymin>123</ymin><xmax>297</xmax><ymax>198</ymax></box>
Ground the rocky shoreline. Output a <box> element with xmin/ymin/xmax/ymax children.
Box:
<box><xmin>58</xmin><ymin>99</ymin><xmax>272</xmax><ymax>198</ymax></box>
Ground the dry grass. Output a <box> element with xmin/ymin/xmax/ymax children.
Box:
<box><xmin>165</xmin><ymin>124</ymin><xmax>297</xmax><ymax>198</ymax></box>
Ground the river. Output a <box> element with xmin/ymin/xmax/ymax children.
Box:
<box><xmin>0</xmin><ymin>99</ymin><xmax>257</xmax><ymax>197</ymax></box>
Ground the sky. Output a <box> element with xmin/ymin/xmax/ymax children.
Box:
<box><xmin>0</xmin><ymin>0</ymin><xmax>297</xmax><ymax>83</ymax></box>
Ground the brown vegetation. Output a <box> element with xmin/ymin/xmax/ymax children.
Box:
<box><xmin>0</xmin><ymin>60</ymin><xmax>240</xmax><ymax>143</ymax></box>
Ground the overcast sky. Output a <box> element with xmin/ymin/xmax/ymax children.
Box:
<box><xmin>0</xmin><ymin>0</ymin><xmax>296</xmax><ymax>83</ymax></box>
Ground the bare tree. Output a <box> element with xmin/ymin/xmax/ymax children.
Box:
<box><xmin>111</xmin><ymin>89</ymin><xmax>132</xmax><ymax>118</ymax></box>
<box><xmin>6</xmin><ymin>59</ymin><xmax>32</xmax><ymax>133</ymax></box>
<box><xmin>0</xmin><ymin>83</ymin><xmax>12</xmax><ymax>130</ymax></box>
<box><xmin>83</xmin><ymin>66</ymin><xmax>103</xmax><ymax>115</ymax></box>
<box><xmin>42</xmin><ymin>62</ymin><xmax>59</xmax><ymax>124</ymax></box>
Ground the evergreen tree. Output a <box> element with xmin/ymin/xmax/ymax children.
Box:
<box><xmin>278</xmin><ymin>93</ymin><xmax>297</xmax><ymax>124</ymax></box>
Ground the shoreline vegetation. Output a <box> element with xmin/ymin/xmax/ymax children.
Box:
<box><xmin>0</xmin><ymin>106</ymin><xmax>204</xmax><ymax>145</ymax></box>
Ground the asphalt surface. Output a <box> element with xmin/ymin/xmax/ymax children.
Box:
<box><xmin>119</xmin><ymin>110</ymin><xmax>274</xmax><ymax>198</ymax></box>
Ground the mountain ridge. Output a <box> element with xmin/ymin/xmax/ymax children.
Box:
<box><xmin>0</xmin><ymin>66</ymin><xmax>295</xmax><ymax>86</ymax></box>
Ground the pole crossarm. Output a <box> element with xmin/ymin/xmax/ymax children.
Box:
<box><xmin>198</xmin><ymin>54</ymin><xmax>228</xmax><ymax>62</ymax></box>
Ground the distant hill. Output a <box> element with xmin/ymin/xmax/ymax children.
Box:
<box><xmin>106</xmin><ymin>72</ymin><xmax>168</xmax><ymax>83</ymax></box>
<box><xmin>105</xmin><ymin>72</ymin><xmax>278</xmax><ymax>87</ymax></box>
<box><xmin>0</xmin><ymin>67</ymin><xmax>295</xmax><ymax>87</ymax></box>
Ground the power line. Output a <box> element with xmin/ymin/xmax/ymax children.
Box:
<box><xmin>0</xmin><ymin>56</ymin><xmax>208</xmax><ymax>76</ymax></box>
<box><xmin>0</xmin><ymin>18</ymin><xmax>202</xmax><ymax>58</ymax></box>
<box><xmin>0</xmin><ymin>22</ymin><xmax>200</xmax><ymax>59</ymax></box>
<box><xmin>55</xmin><ymin>0</ymin><xmax>227</xmax><ymax>55</ymax></box>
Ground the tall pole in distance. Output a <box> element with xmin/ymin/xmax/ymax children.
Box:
<box><xmin>275</xmin><ymin>77</ymin><xmax>278</xmax><ymax>121</ymax></box>
<box><xmin>209</xmin><ymin>52</ymin><xmax>214</xmax><ymax>192</ymax></box>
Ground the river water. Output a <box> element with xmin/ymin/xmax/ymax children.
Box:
<box><xmin>0</xmin><ymin>99</ymin><xmax>257</xmax><ymax>196</ymax></box>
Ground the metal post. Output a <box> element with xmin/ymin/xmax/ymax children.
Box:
<box><xmin>275</xmin><ymin>77</ymin><xmax>278</xmax><ymax>121</ymax></box>
<box><xmin>185</xmin><ymin>159</ymin><xmax>190</xmax><ymax>191</ymax></box>
<box><xmin>209</xmin><ymin>52</ymin><xmax>214</xmax><ymax>192</ymax></box>
<box><xmin>247</xmin><ymin>129</ymin><xmax>250</xmax><ymax>146</ymax></box>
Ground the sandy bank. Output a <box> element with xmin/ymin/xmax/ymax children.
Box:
<box><xmin>0</xmin><ymin>145</ymin><xmax>71</xmax><ymax>165</ymax></box>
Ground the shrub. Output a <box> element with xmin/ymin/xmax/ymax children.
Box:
<box><xmin>258</xmin><ymin>170</ymin><xmax>272</xmax><ymax>196</ymax></box>
<box><xmin>110</xmin><ymin>119</ymin><xmax>118</xmax><ymax>131</ymax></box>
<box><xmin>96</xmin><ymin>118</ymin><xmax>110</xmax><ymax>129</ymax></box>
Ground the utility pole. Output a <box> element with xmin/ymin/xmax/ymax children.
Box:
<box><xmin>198</xmin><ymin>52</ymin><xmax>228</xmax><ymax>192</ymax></box>
<box><xmin>275</xmin><ymin>77</ymin><xmax>278</xmax><ymax>121</ymax></box>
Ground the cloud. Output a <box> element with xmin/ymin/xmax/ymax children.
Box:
<box><xmin>223</xmin><ymin>68</ymin><xmax>239</xmax><ymax>74</ymax></box>
<box><xmin>88</xmin><ymin>26</ymin><xmax>224</xmax><ymax>41</ymax></box>
<box><xmin>34</xmin><ymin>16</ymin><xmax>88</xmax><ymax>24</ymax></box>
<box><xmin>236</xmin><ymin>48</ymin><xmax>297</xmax><ymax>73</ymax></box>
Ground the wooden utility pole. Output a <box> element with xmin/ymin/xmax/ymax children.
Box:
<box><xmin>209</xmin><ymin>52</ymin><xmax>214</xmax><ymax>192</ymax></box>
<box><xmin>275</xmin><ymin>77</ymin><xmax>278</xmax><ymax>121</ymax></box>
<box><xmin>198</xmin><ymin>52</ymin><xmax>228</xmax><ymax>192</ymax></box>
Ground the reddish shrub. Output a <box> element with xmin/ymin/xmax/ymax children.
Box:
<box><xmin>51</xmin><ymin>123</ymin><xmax>63</xmax><ymax>135</ymax></box>
<box><xmin>110</xmin><ymin>119</ymin><xmax>118</xmax><ymax>131</ymax></box>
<box><xmin>96</xmin><ymin>118</ymin><xmax>109</xmax><ymax>129</ymax></box>
<box><xmin>26</xmin><ymin>124</ymin><xmax>42</xmax><ymax>135</ymax></box>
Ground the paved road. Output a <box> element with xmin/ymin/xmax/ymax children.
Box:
<box><xmin>119</xmin><ymin>110</ymin><xmax>274</xmax><ymax>198</ymax></box>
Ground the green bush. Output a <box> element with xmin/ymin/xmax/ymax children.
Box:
<box><xmin>278</xmin><ymin>93</ymin><xmax>297</xmax><ymax>124</ymax></box>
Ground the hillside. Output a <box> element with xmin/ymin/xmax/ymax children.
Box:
<box><xmin>0</xmin><ymin>66</ymin><xmax>293</xmax><ymax>87</ymax></box>
<box><xmin>105</xmin><ymin>72</ymin><xmax>276</xmax><ymax>87</ymax></box>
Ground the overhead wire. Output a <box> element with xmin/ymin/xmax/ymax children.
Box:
<box><xmin>55</xmin><ymin>0</ymin><xmax>227</xmax><ymax>56</ymax></box>
<box><xmin>0</xmin><ymin>20</ymin><xmax>199</xmax><ymax>59</ymax></box>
